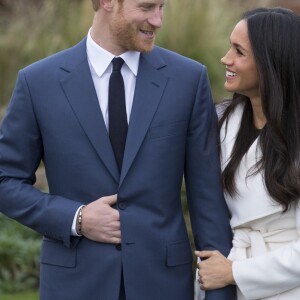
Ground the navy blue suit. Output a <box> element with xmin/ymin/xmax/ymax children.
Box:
<box><xmin>0</xmin><ymin>39</ymin><xmax>236</xmax><ymax>299</ymax></box>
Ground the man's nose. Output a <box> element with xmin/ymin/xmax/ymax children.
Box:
<box><xmin>148</xmin><ymin>10</ymin><xmax>163</xmax><ymax>28</ymax></box>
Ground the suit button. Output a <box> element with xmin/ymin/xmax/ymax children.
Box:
<box><xmin>118</xmin><ymin>202</ymin><xmax>126</xmax><ymax>210</ymax></box>
<box><xmin>116</xmin><ymin>244</ymin><xmax>122</xmax><ymax>251</ymax></box>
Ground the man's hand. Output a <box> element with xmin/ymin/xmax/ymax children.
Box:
<box><xmin>81</xmin><ymin>194</ymin><xmax>121</xmax><ymax>244</ymax></box>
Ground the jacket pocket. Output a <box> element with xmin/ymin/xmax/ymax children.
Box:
<box><xmin>166</xmin><ymin>239</ymin><xmax>193</xmax><ymax>267</ymax></box>
<box><xmin>40</xmin><ymin>237</ymin><xmax>77</xmax><ymax>268</ymax></box>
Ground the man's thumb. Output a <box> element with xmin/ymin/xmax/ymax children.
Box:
<box><xmin>101</xmin><ymin>194</ymin><xmax>118</xmax><ymax>206</ymax></box>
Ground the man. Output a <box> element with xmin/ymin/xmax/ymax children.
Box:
<box><xmin>0</xmin><ymin>0</ymin><xmax>236</xmax><ymax>299</ymax></box>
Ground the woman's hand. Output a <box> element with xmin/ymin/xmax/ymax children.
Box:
<box><xmin>195</xmin><ymin>250</ymin><xmax>235</xmax><ymax>290</ymax></box>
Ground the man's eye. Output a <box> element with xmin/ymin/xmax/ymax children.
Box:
<box><xmin>141</xmin><ymin>5</ymin><xmax>152</xmax><ymax>11</ymax></box>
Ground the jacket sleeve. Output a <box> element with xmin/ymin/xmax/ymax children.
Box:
<box><xmin>0</xmin><ymin>70</ymin><xmax>81</xmax><ymax>247</ymax></box>
<box><xmin>184</xmin><ymin>66</ymin><xmax>236</xmax><ymax>300</ymax></box>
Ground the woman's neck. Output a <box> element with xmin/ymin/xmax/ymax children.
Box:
<box><xmin>250</xmin><ymin>97</ymin><xmax>266</xmax><ymax>129</ymax></box>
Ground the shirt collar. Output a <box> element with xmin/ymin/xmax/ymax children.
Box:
<box><xmin>86</xmin><ymin>28</ymin><xmax>140</xmax><ymax>77</ymax></box>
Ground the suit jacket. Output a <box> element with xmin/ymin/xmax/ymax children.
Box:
<box><xmin>0</xmin><ymin>39</ymin><xmax>236</xmax><ymax>300</ymax></box>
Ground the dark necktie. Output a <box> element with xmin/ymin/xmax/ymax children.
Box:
<box><xmin>109</xmin><ymin>57</ymin><xmax>128</xmax><ymax>172</ymax></box>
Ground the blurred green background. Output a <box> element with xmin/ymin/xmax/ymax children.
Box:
<box><xmin>0</xmin><ymin>0</ymin><xmax>295</xmax><ymax>297</ymax></box>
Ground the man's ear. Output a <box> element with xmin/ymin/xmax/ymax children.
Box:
<box><xmin>100</xmin><ymin>0</ymin><xmax>115</xmax><ymax>12</ymax></box>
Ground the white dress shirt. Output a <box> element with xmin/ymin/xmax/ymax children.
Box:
<box><xmin>71</xmin><ymin>30</ymin><xmax>140</xmax><ymax>235</ymax></box>
<box><xmin>86</xmin><ymin>28</ymin><xmax>140</xmax><ymax>127</ymax></box>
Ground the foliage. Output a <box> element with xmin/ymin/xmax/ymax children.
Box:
<box><xmin>1</xmin><ymin>291</ymin><xmax>38</xmax><ymax>300</ymax></box>
<box><xmin>0</xmin><ymin>0</ymin><xmax>92</xmax><ymax>111</ymax></box>
<box><xmin>0</xmin><ymin>213</ymin><xmax>41</xmax><ymax>294</ymax></box>
<box><xmin>156</xmin><ymin>0</ymin><xmax>270</xmax><ymax>101</ymax></box>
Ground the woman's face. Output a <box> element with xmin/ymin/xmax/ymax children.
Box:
<box><xmin>221</xmin><ymin>20</ymin><xmax>259</xmax><ymax>99</ymax></box>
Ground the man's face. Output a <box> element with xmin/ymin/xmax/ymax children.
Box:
<box><xmin>109</xmin><ymin>0</ymin><xmax>166</xmax><ymax>54</ymax></box>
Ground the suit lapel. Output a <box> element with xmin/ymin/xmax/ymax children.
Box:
<box><xmin>58</xmin><ymin>41</ymin><xmax>167</xmax><ymax>185</ymax></box>
<box><xmin>59</xmin><ymin>40</ymin><xmax>119</xmax><ymax>182</ymax></box>
<box><xmin>120</xmin><ymin>51</ymin><xmax>168</xmax><ymax>186</ymax></box>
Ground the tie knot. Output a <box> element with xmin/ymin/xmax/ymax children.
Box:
<box><xmin>112</xmin><ymin>57</ymin><xmax>124</xmax><ymax>72</ymax></box>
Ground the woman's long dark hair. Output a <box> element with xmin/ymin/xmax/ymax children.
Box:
<box><xmin>220</xmin><ymin>7</ymin><xmax>300</xmax><ymax>211</ymax></box>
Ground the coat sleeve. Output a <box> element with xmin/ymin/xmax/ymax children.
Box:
<box><xmin>233</xmin><ymin>201</ymin><xmax>300</xmax><ymax>299</ymax></box>
<box><xmin>184</xmin><ymin>66</ymin><xmax>236</xmax><ymax>300</ymax></box>
<box><xmin>0</xmin><ymin>70</ymin><xmax>81</xmax><ymax>247</ymax></box>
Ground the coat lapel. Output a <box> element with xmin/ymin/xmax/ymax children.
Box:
<box><xmin>59</xmin><ymin>39</ymin><xmax>119</xmax><ymax>182</ymax></box>
<box><xmin>120</xmin><ymin>51</ymin><xmax>168</xmax><ymax>186</ymax></box>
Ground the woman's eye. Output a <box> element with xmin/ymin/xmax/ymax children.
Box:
<box><xmin>236</xmin><ymin>48</ymin><xmax>243</xmax><ymax>55</ymax></box>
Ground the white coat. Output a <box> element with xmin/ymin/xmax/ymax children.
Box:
<box><xmin>221</xmin><ymin>103</ymin><xmax>300</xmax><ymax>300</ymax></box>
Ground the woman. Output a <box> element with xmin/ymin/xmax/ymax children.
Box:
<box><xmin>195</xmin><ymin>7</ymin><xmax>300</xmax><ymax>300</ymax></box>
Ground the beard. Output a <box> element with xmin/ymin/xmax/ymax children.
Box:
<box><xmin>109</xmin><ymin>8</ymin><xmax>156</xmax><ymax>53</ymax></box>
